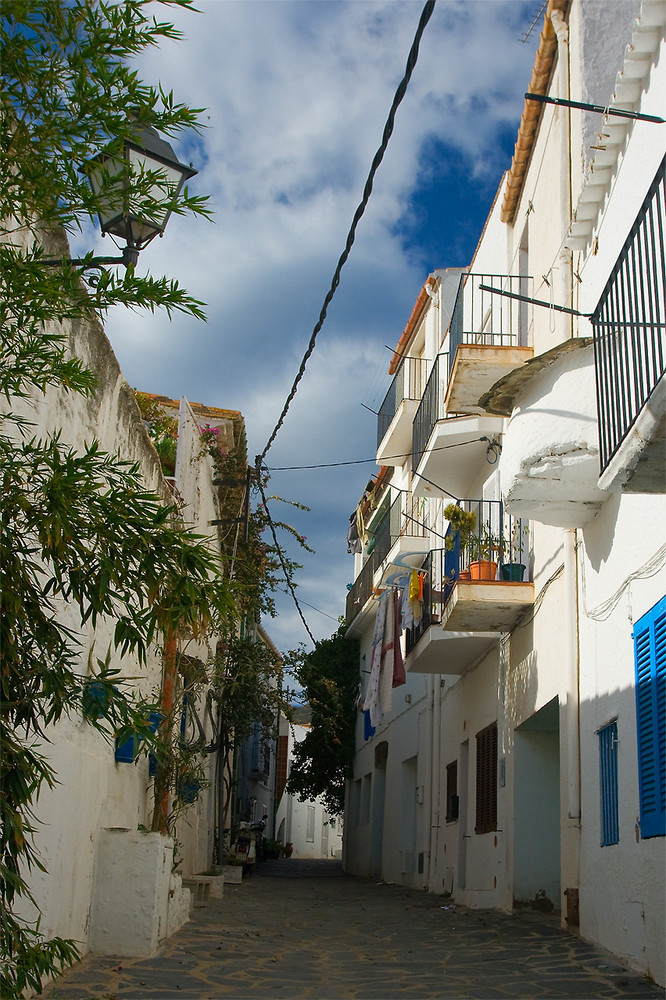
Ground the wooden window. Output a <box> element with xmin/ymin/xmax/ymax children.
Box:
<box><xmin>445</xmin><ymin>760</ymin><xmax>459</xmax><ymax>822</ymax></box>
<box><xmin>475</xmin><ymin>722</ymin><xmax>497</xmax><ymax>834</ymax></box>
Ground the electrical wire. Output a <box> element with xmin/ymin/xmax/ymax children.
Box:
<box><xmin>256</xmin><ymin>474</ymin><xmax>317</xmax><ymax>646</ymax></box>
<box><xmin>255</xmin><ymin>0</ymin><xmax>437</xmax><ymax>472</ymax></box>
<box><xmin>298</xmin><ymin>600</ymin><xmax>341</xmax><ymax>623</ymax></box>
<box><xmin>581</xmin><ymin>540</ymin><xmax>666</xmax><ymax>622</ymax></box>
<box><xmin>266</xmin><ymin>436</ymin><xmax>488</xmax><ymax>473</ymax></box>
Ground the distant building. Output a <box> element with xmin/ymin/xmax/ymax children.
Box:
<box><xmin>275</xmin><ymin>706</ymin><xmax>344</xmax><ymax>860</ymax></box>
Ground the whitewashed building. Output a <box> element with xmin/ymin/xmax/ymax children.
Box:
<box><xmin>11</xmin><ymin>305</ymin><xmax>248</xmax><ymax>965</ymax></box>
<box><xmin>344</xmin><ymin>0</ymin><xmax>665</xmax><ymax>985</ymax></box>
<box><xmin>275</xmin><ymin>709</ymin><xmax>344</xmax><ymax>860</ymax></box>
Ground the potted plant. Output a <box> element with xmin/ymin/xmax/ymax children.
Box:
<box><xmin>468</xmin><ymin>529</ymin><xmax>504</xmax><ymax>581</ymax></box>
<box><xmin>501</xmin><ymin>521</ymin><xmax>529</xmax><ymax>581</ymax></box>
<box><xmin>444</xmin><ymin>504</ymin><xmax>477</xmax><ymax>550</ymax></box>
<box><xmin>444</xmin><ymin>504</ymin><xmax>477</xmax><ymax>580</ymax></box>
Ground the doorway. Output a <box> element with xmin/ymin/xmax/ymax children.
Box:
<box><xmin>513</xmin><ymin>698</ymin><xmax>560</xmax><ymax>910</ymax></box>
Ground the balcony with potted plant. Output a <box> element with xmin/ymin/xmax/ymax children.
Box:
<box><xmin>403</xmin><ymin>500</ymin><xmax>534</xmax><ymax>675</ymax></box>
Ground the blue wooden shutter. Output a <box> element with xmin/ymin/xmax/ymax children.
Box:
<box><xmin>633</xmin><ymin>595</ymin><xmax>666</xmax><ymax>839</ymax></box>
<box><xmin>598</xmin><ymin>720</ymin><xmax>619</xmax><ymax>846</ymax></box>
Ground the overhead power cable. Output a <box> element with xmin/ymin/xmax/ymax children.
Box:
<box><xmin>256</xmin><ymin>474</ymin><xmax>317</xmax><ymax>646</ymax></box>
<box><xmin>255</xmin><ymin>0</ymin><xmax>437</xmax><ymax>473</ymax></box>
<box><xmin>267</xmin><ymin>437</ymin><xmax>488</xmax><ymax>472</ymax></box>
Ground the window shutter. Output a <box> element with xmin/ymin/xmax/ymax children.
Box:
<box><xmin>446</xmin><ymin>760</ymin><xmax>458</xmax><ymax>822</ymax></box>
<box><xmin>475</xmin><ymin>722</ymin><xmax>497</xmax><ymax>834</ymax></box>
<box><xmin>633</xmin><ymin>596</ymin><xmax>666</xmax><ymax>839</ymax></box>
<box><xmin>598</xmin><ymin>720</ymin><xmax>619</xmax><ymax>846</ymax></box>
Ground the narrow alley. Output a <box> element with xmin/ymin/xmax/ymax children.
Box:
<box><xmin>40</xmin><ymin>861</ymin><xmax>664</xmax><ymax>1000</ymax></box>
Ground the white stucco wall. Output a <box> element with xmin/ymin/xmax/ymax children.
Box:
<box><xmin>10</xmin><ymin>306</ymin><xmax>170</xmax><ymax>952</ymax></box>
<box><xmin>578</xmin><ymin>491</ymin><xmax>666</xmax><ymax>985</ymax></box>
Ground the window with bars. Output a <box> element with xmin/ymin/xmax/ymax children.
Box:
<box><xmin>598</xmin><ymin>720</ymin><xmax>619</xmax><ymax>846</ymax></box>
<box><xmin>475</xmin><ymin>722</ymin><xmax>497</xmax><ymax>834</ymax></box>
<box><xmin>634</xmin><ymin>595</ymin><xmax>666</xmax><ymax>839</ymax></box>
<box><xmin>445</xmin><ymin>760</ymin><xmax>459</xmax><ymax>822</ymax></box>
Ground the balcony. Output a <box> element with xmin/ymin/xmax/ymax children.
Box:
<box><xmin>445</xmin><ymin>273</ymin><xmax>534</xmax><ymax>415</ymax></box>
<box><xmin>377</xmin><ymin>358</ymin><xmax>428</xmax><ymax>466</ymax></box>
<box><xmin>593</xmin><ymin>156</ymin><xmax>666</xmax><ymax>494</ymax></box>
<box><xmin>404</xmin><ymin>501</ymin><xmax>534</xmax><ymax>675</ymax></box>
<box><xmin>345</xmin><ymin>552</ymin><xmax>377</xmax><ymax>632</ymax></box>
<box><xmin>345</xmin><ymin>493</ymin><xmax>428</xmax><ymax>632</ymax></box>
<box><xmin>412</xmin><ymin>355</ymin><xmax>504</xmax><ymax>500</ymax></box>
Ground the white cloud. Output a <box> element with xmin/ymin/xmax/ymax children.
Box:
<box><xmin>95</xmin><ymin>0</ymin><xmax>539</xmax><ymax>650</ymax></box>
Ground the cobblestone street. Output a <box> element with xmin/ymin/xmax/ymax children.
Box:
<box><xmin>39</xmin><ymin>860</ymin><xmax>665</xmax><ymax>1000</ymax></box>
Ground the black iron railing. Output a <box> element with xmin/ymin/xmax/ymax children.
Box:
<box><xmin>593</xmin><ymin>155</ymin><xmax>666</xmax><ymax>473</ymax></box>
<box><xmin>346</xmin><ymin>494</ymin><xmax>428</xmax><ymax>626</ymax></box>
<box><xmin>377</xmin><ymin>358</ymin><xmax>428</xmax><ymax>449</ymax></box>
<box><xmin>448</xmin><ymin>272</ymin><xmax>533</xmax><ymax>378</ymax></box>
<box><xmin>405</xmin><ymin>500</ymin><xmax>531</xmax><ymax>653</ymax></box>
<box><xmin>345</xmin><ymin>554</ymin><xmax>377</xmax><ymax>625</ymax></box>
<box><xmin>412</xmin><ymin>354</ymin><xmax>449</xmax><ymax>471</ymax></box>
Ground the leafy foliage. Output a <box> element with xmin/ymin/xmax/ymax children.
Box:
<box><xmin>0</xmin><ymin>2</ymin><xmax>232</xmax><ymax>997</ymax></box>
<box><xmin>134</xmin><ymin>391</ymin><xmax>179</xmax><ymax>475</ymax></box>
<box><xmin>203</xmin><ymin>431</ymin><xmax>312</xmax><ymax>622</ymax></box>
<box><xmin>211</xmin><ymin>634</ymin><xmax>294</xmax><ymax>849</ymax></box>
<box><xmin>285</xmin><ymin>627</ymin><xmax>359</xmax><ymax>816</ymax></box>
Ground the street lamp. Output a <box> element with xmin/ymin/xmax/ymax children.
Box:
<box><xmin>43</xmin><ymin>122</ymin><xmax>197</xmax><ymax>271</ymax></box>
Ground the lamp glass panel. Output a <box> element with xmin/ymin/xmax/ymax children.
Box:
<box><xmin>85</xmin><ymin>130</ymin><xmax>193</xmax><ymax>249</ymax></box>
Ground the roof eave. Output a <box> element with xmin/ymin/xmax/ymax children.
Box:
<box><xmin>500</xmin><ymin>0</ymin><xmax>571</xmax><ymax>226</ymax></box>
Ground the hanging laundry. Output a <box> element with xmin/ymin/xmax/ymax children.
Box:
<box><xmin>392</xmin><ymin>589</ymin><xmax>406</xmax><ymax>688</ymax></box>
<box><xmin>356</xmin><ymin>505</ymin><xmax>368</xmax><ymax>547</ymax></box>
<box><xmin>401</xmin><ymin>585</ymin><xmax>414</xmax><ymax>631</ymax></box>
<box><xmin>363</xmin><ymin>590</ymin><xmax>390</xmax><ymax>728</ymax></box>
<box><xmin>409</xmin><ymin>571</ymin><xmax>424</xmax><ymax>624</ymax></box>
<box><xmin>347</xmin><ymin>512</ymin><xmax>362</xmax><ymax>554</ymax></box>
<box><xmin>363</xmin><ymin>710</ymin><xmax>376</xmax><ymax>740</ymax></box>
<box><xmin>378</xmin><ymin>589</ymin><xmax>395</xmax><ymax>717</ymax></box>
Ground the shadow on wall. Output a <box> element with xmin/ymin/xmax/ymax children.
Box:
<box><xmin>505</xmin><ymin>629</ymin><xmax>538</xmax><ymax>737</ymax></box>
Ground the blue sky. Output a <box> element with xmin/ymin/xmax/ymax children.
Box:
<box><xmin>86</xmin><ymin>0</ymin><xmax>541</xmax><ymax>655</ymax></box>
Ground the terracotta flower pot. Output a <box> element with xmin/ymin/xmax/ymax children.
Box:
<box><xmin>469</xmin><ymin>560</ymin><xmax>498</xmax><ymax>581</ymax></box>
<box><xmin>458</xmin><ymin>569</ymin><xmax>471</xmax><ymax>580</ymax></box>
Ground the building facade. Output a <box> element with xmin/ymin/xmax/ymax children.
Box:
<box><xmin>343</xmin><ymin>0</ymin><xmax>665</xmax><ymax>984</ymax></box>
<box><xmin>275</xmin><ymin>708</ymin><xmax>344</xmax><ymax>860</ymax></box>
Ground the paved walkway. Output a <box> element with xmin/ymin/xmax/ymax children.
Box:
<box><xmin>39</xmin><ymin>860</ymin><xmax>664</xmax><ymax>1000</ymax></box>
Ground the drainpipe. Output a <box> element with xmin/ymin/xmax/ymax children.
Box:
<box><xmin>551</xmin><ymin>7</ymin><xmax>574</xmax><ymax>339</ymax></box>
<box><xmin>563</xmin><ymin>527</ymin><xmax>581</xmax><ymax>925</ymax></box>
<box><xmin>428</xmin><ymin>675</ymin><xmax>442</xmax><ymax>893</ymax></box>
<box><xmin>153</xmin><ymin>628</ymin><xmax>177</xmax><ymax>835</ymax></box>
<box><xmin>422</xmin><ymin>676</ymin><xmax>434</xmax><ymax>887</ymax></box>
